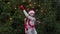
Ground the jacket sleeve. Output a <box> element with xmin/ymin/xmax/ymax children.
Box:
<box><xmin>23</xmin><ymin>10</ymin><xmax>35</xmax><ymax>21</ymax></box>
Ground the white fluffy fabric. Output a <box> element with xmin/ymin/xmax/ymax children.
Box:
<box><xmin>28</xmin><ymin>10</ymin><xmax>35</xmax><ymax>14</ymax></box>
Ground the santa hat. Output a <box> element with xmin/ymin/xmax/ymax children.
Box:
<box><xmin>28</xmin><ymin>10</ymin><xmax>35</xmax><ymax>14</ymax></box>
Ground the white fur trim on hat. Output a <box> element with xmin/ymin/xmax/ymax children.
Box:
<box><xmin>28</xmin><ymin>10</ymin><xmax>35</xmax><ymax>14</ymax></box>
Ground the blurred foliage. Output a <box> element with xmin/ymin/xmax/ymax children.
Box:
<box><xmin>0</xmin><ymin>0</ymin><xmax>60</xmax><ymax>34</ymax></box>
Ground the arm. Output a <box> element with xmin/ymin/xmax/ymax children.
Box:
<box><xmin>19</xmin><ymin>5</ymin><xmax>35</xmax><ymax>20</ymax></box>
<box><xmin>23</xmin><ymin>10</ymin><xmax>35</xmax><ymax>20</ymax></box>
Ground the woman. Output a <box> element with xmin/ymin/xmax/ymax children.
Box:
<box><xmin>20</xmin><ymin>5</ymin><xmax>40</xmax><ymax>34</ymax></box>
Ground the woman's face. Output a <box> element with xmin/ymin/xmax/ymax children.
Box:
<box><xmin>29</xmin><ymin>13</ymin><xmax>35</xmax><ymax>17</ymax></box>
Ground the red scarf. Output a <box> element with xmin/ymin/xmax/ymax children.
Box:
<box><xmin>24</xmin><ymin>18</ymin><xmax>35</xmax><ymax>30</ymax></box>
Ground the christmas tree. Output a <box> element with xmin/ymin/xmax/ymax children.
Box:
<box><xmin>0</xmin><ymin>0</ymin><xmax>60</xmax><ymax>34</ymax></box>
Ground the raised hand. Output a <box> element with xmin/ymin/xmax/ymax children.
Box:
<box><xmin>19</xmin><ymin>5</ymin><xmax>25</xmax><ymax>10</ymax></box>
